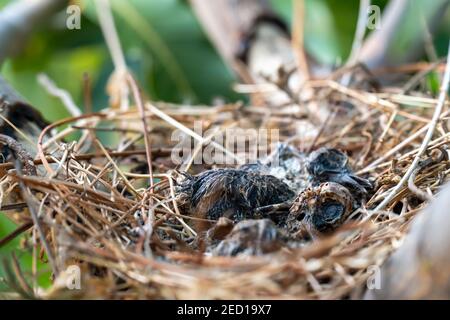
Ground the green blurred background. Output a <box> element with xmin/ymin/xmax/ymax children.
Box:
<box><xmin>0</xmin><ymin>0</ymin><xmax>449</xmax><ymax>292</ymax></box>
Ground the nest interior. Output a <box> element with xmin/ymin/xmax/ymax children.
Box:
<box><xmin>1</xmin><ymin>62</ymin><xmax>449</xmax><ymax>299</ymax></box>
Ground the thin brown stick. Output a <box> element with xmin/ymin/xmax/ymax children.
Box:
<box><xmin>0</xmin><ymin>221</ymin><xmax>33</xmax><ymax>248</ymax></box>
<box><xmin>15</xmin><ymin>168</ymin><xmax>59</xmax><ymax>276</ymax></box>
<box><xmin>291</xmin><ymin>0</ymin><xmax>309</xmax><ymax>79</ymax></box>
<box><xmin>127</xmin><ymin>74</ymin><xmax>154</xmax><ymax>189</ymax></box>
<box><xmin>374</xmin><ymin>42</ymin><xmax>450</xmax><ymax>211</ymax></box>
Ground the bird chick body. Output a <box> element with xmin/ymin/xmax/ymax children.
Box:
<box><xmin>211</xmin><ymin>219</ymin><xmax>287</xmax><ymax>256</ymax></box>
<box><xmin>288</xmin><ymin>182</ymin><xmax>354</xmax><ymax>238</ymax></box>
<box><xmin>178</xmin><ymin>168</ymin><xmax>295</xmax><ymax>231</ymax></box>
<box><xmin>307</xmin><ymin>148</ymin><xmax>372</xmax><ymax>200</ymax></box>
<box><xmin>177</xmin><ymin>145</ymin><xmax>371</xmax><ymax>238</ymax></box>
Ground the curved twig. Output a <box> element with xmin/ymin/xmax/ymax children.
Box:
<box><xmin>374</xmin><ymin>41</ymin><xmax>450</xmax><ymax>211</ymax></box>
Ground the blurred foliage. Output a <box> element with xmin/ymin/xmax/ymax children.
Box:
<box><xmin>0</xmin><ymin>0</ymin><xmax>449</xmax><ymax>291</ymax></box>
<box><xmin>0</xmin><ymin>217</ymin><xmax>52</xmax><ymax>292</ymax></box>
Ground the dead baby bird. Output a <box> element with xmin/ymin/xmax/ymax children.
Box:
<box><xmin>284</xmin><ymin>148</ymin><xmax>372</xmax><ymax>237</ymax></box>
<box><xmin>211</xmin><ymin>219</ymin><xmax>288</xmax><ymax>256</ymax></box>
<box><xmin>177</xmin><ymin>146</ymin><xmax>371</xmax><ymax>242</ymax></box>
<box><xmin>177</xmin><ymin>168</ymin><xmax>295</xmax><ymax>231</ymax></box>
<box><xmin>287</xmin><ymin>182</ymin><xmax>355</xmax><ymax>238</ymax></box>
<box><xmin>307</xmin><ymin>148</ymin><xmax>372</xmax><ymax>201</ymax></box>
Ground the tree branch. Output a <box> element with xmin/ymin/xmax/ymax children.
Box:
<box><xmin>189</xmin><ymin>0</ymin><xmax>272</xmax><ymax>72</ymax></box>
<box><xmin>0</xmin><ymin>0</ymin><xmax>68</xmax><ymax>154</ymax></box>
<box><xmin>358</xmin><ymin>0</ymin><xmax>449</xmax><ymax>70</ymax></box>
<box><xmin>365</xmin><ymin>182</ymin><xmax>450</xmax><ymax>299</ymax></box>
<box><xmin>0</xmin><ymin>0</ymin><xmax>69</xmax><ymax>66</ymax></box>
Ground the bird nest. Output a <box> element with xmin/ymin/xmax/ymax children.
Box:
<box><xmin>1</xmin><ymin>63</ymin><xmax>449</xmax><ymax>299</ymax></box>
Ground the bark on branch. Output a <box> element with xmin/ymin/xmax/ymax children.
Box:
<box><xmin>365</xmin><ymin>183</ymin><xmax>450</xmax><ymax>299</ymax></box>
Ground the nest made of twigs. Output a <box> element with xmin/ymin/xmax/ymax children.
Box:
<box><xmin>1</xmin><ymin>62</ymin><xmax>449</xmax><ymax>300</ymax></box>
